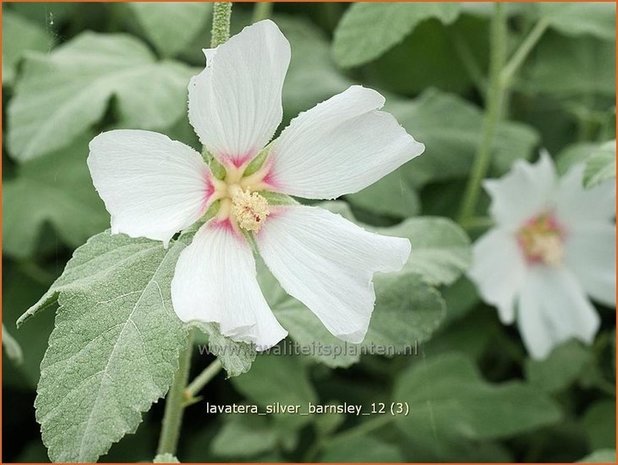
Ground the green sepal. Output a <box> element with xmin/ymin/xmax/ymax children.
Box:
<box><xmin>204</xmin><ymin>149</ymin><xmax>226</xmax><ymax>180</ymax></box>
<box><xmin>243</xmin><ymin>144</ymin><xmax>271</xmax><ymax>177</ymax></box>
<box><xmin>261</xmin><ymin>191</ymin><xmax>298</xmax><ymax>206</ymax></box>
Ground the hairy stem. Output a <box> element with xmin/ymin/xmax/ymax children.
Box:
<box><xmin>157</xmin><ymin>332</ymin><xmax>194</xmax><ymax>456</ymax></box>
<box><xmin>457</xmin><ymin>3</ymin><xmax>507</xmax><ymax>223</ymax></box>
<box><xmin>211</xmin><ymin>2</ymin><xmax>233</xmax><ymax>48</ymax></box>
<box><xmin>186</xmin><ymin>359</ymin><xmax>223</xmax><ymax>399</ymax></box>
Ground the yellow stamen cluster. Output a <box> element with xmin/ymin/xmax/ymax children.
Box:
<box><xmin>230</xmin><ymin>187</ymin><xmax>270</xmax><ymax>232</ymax></box>
<box><xmin>517</xmin><ymin>214</ymin><xmax>564</xmax><ymax>266</ymax></box>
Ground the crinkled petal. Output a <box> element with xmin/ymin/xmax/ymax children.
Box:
<box><xmin>264</xmin><ymin>85</ymin><xmax>424</xmax><ymax>199</ymax></box>
<box><xmin>171</xmin><ymin>220</ymin><xmax>287</xmax><ymax>350</ymax></box>
<box><xmin>256</xmin><ymin>205</ymin><xmax>411</xmax><ymax>343</ymax></box>
<box><xmin>564</xmin><ymin>223</ymin><xmax>616</xmax><ymax>307</ymax></box>
<box><xmin>468</xmin><ymin>228</ymin><xmax>526</xmax><ymax>324</ymax></box>
<box><xmin>88</xmin><ymin>130</ymin><xmax>212</xmax><ymax>246</ymax></box>
<box><xmin>484</xmin><ymin>152</ymin><xmax>557</xmax><ymax>231</ymax></box>
<box><xmin>517</xmin><ymin>266</ymin><xmax>600</xmax><ymax>359</ymax></box>
<box><xmin>555</xmin><ymin>162</ymin><xmax>616</xmax><ymax>225</ymax></box>
<box><xmin>188</xmin><ymin>20</ymin><xmax>290</xmax><ymax>167</ymax></box>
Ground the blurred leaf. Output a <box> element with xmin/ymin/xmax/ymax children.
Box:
<box><xmin>584</xmin><ymin>140</ymin><xmax>615</xmax><ymax>188</ymax></box>
<box><xmin>579</xmin><ymin>449</ymin><xmax>617</xmax><ymax>463</ymax></box>
<box><xmin>525</xmin><ymin>339</ymin><xmax>593</xmax><ymax>393</ymax></box>
<box><xmin>394</xmin><ymin>354</ymin><xmax>562</xmax><ymax>441</ymax></box>
<box><xmin>388</xmin><ymin>89</ymin><xmax>539</xmax><ymax>187</ymax></box>
<box><xmin>441</xmin><ymin>276</ymin><xmax>479</xmax><ymax>324</ymax></box>
<box><xmin>231</xmin><ymin>355</ymin><xmax>317</xmax><ymax>428</ymax></box>
<box><xmin>583</xmin><ymin>400</ymin><xmax>616</xmax><ymax>451</ymax></box>
<box><xmin>347</xmin><ymin>170</ymin><xmax>420</xmax><ymax>219</ymax></box>
<box><xmin>3</xmin><ymin>264</ymin><xmax>55</xmax><ymax>388</ymax></box>
<box><xmin>522</xmin><ymin>33</ymin><xmax>615</xmax><ymax>99</ymax></box>
<box><xmin>126</xmin><ymin>3</ymin><xmax>211</xmax><ymax>58</ymax></box>
<box><xmin>537</xmin><ymin>3</ymin><xmax>615</xmax><ymax>41</ymax></box>
<box><xmin>363</xmin><ymin>15</ymin><xmax>488</xmax><ymax>96</ymax></box>
<box><xmin>364</xmin><ymin>273</ymin><xmax>446</xmax><ymax>351</ymax></box>
<box><xmin>277</xmin><ymin>14</ymin><xmax>351</xmax><ymax>119</ymax></box>
<box><xmin>26</xmin><ymin>231</ymin><xmax>190</xmax><ymax>461</ymax></box>
<box><xmin>3</xmin><ymin>323</ymin><xmax>24</xmax><ymax>365</ymax></box>
<box><xmin>8</xmin><ymin>32</ymin><xmax>195</xmax><ymax>162</ymax></box>
<box><xmin>153</xmin><ymin>453</ymin><xmax>180</xmax><ymax>463</ymax></box>
<box><xmin>379</xmin><ymin>216</ymin><xmax>471</xmax><ymax>286</ymax></box>
<box><xmin>333</xmin><ymin>3</ymin><xmax>460</xmax><ymax>67</ymax></box>
<box><xmin>556</xmin><ymin>142</ymin><xmax>601</xmax><ymax>174</ymax></box>
<box><xmin>321</xmin><ymin>435</ymin><xmax>403</xmax><ymax>462</ymax></box>
<box><xmin>3</xmin><ymin>133</ymin><xmax>108</xmax><ymax>259</ymax></box>
<box><xmin>2</xmin><ymin>10</ymin><xmax>52</xmax><ymax>86</ymax></box>
<box><xmin>211</xmin><ymin>416</ymin><xmax>278</xmax><ymax>458</ymax></box>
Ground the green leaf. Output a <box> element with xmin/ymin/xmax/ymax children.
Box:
<box><xmin>7</xmin><ymin>32</ymin><xmax>196</xmax><ymax>162</ymax></box>
<box><xmin>584</xmin><ymin>141</ymin><xmax>615</xmax><ymax>188</ymax></box>
<box><xmin>211</xmin><ymin>416</ymin><xmax>278</xmax><ymax>458</ymax></box>
<box><xmin>522</xmin><ymin>33</ymin><xmax>615</xmax><ymax>99</ymax></box>
<box><xmin>28</xmin><ymin>231</ymin><xmax>189</xmax><ymax>462</ymax></box>
<box><xmin>579</xmin><ymin>449</ymin><xmax>616</xmax><ymax>463</ymax></box>
<box><xmin>537</xmin><ymin>3</ymin><xmax>615</xmax><ymax>41</ymax></box>
<box><xmin>2</xmin><ymin>323</ymin><xmax>24</xmax><ymax>365</ymax></box>
<box><xmin>127</xmin><ymin>3</ymin><xmax>211</xmax><ymax>58</ymax></box>
<box><xmin>3</xmin><ymin>133</ymin><xmax>108</xmax><ymax>259</ymax></box>
<box><xmin>394</xmin><ymin>353</ymin><xmax>562</xmax><ymax>441</ymax></box>
<box><xmin>277</xmin><ymin>15</ymin><xmax>351</xmax><ymax>119</ymax></box>
<box><xmin>321</xmin><ymin>435</ymin><xmax>403</xmax><ymax>462</ymax></box>
<box><xmin>2</xmin><ymin>10</ymin><xmax>52</xmax><ymax>86</ymax></box>
<box><xmin>379</xmin><ymin>216</ymin><xmax>471</xmax><ymax>286</ymax></box>
<box><xmin>231</xmin><ymin>355</ymin><xmax>317</xmax><ymax>428</ymax></box>
<box><xmin>525</xmin><ymin>339</ymin><xmax>593</xmax><ymax>393</ymax></box>
<box><xmin>153</xmin><ymin>453</ymin><xmax>180</xmax><ymax>463</ymax></box>
<box><xmin>193</xmin><ymin>322</ymin><xmax>256</xmax><ymax>378</ymax></box>
<box><xmin>347</xmin><ymin>170</ymin><xmax>420</xmax><ymax>218</ymax></box>
<box><xmin>363</xmin><ymin>273</ymin><xmax>446</xmax><ymax>351</ymax></box>
<box><xmin>583</xmin><ymin>400</ymin><xmax>616</xmax><ymax>451</ymax></box>
<box><xmin>388</xmin><ymin>89</ymin><xmax>539</xmax><ymax>187</ymax></box>
<box><xmin>333</xmin><ymin>3</ymin><xmax>460</xmax><ymax>67</ymax></box>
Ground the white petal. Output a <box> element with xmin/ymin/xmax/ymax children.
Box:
<box><xmin>88</xmin><ymin>130</ymin><xmax>212</xmax><ymax>246</ymax></box>
<box><xmin>484</xmin><ymin>152</ymin><xmax>557</xmax><ymax>230</ymax></box>
<box><xmin>565</xmin><ymin>223</ymin><xmax>616</xmax><ymax>307</ymax></box>
<box><xmin>555</xmin><ymin>162</ymin><xmax>616</xmax><ymax>225</ymax></box>
<box><xmin>171</xmin><ymin>220</ymin><xmax>287</xmax><ymax>350</ymax></box>
<box><xmin>256</xmin><ymin>205</ymin><xmax>410</xmax><ymax>343</ymax></box>
<box><xmin>265</xmin><ymin>85</ymin><xmax>424</xmax><ymax>199</ymax></box>
<box><xmin>188</xmin><ymin>20</ymin><xmax>290</xmax><ymax>167</ymax></box>
<box><xmin>517</xmin><ymin>266</ymin><xmax>600</xmax><ymax>359</ymax></box>
<box><xmin>468</xmin><ymin>228</ymin><xmax>526</xmax><ymax>324</ymax></box>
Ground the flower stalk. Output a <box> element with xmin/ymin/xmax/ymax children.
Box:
<box><xmin>458</xmin><ymin>6</ymin><xmax>549</xmax><ymax>224</ymax></box>
<box><xmin>157</xmin><ymin>331</ymin><xmax>194</xmax><ymax>456</ymax></box>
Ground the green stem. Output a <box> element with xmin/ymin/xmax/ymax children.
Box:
<box><xmin>457</xmin><ymin>3</ymin><xmax>507</xmax><ymax>223</ymax></box>
<box><xmin>185</xmin><ymin>359</ymin><xmax>223</xmax><ymax>399</ymax></box>
<box><xmin>157</xmin><ymin>332</ymin><xmax>194</xmax><ymax>456</ymax></box>
<box><xmin>252</xmin><ymin>2</ymin><xmax>273</xmax><ymax>22</ymax></box>
<box><xmin>461</xmin><ymin>216</ymin><xmax>495</xmax><ymax>232</ymax></box>
<box><xmin>500</xmin><ymin>18</ymin><xmax>549</xmax><ymax>87</ymax></box>
<box><xmin>211</xmin><ymin>2</ymin><xmax>233</xmax><ymax>48</ymax></box>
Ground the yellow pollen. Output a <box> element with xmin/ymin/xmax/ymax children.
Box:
<box><xmin>517</xmin><ymin>214</ymin><xmax>564</xmax><ymax>266</ymax></box>
<box><xmin>230</xmin><ymin>187</ymin><xmax>270</xmax><ymax>232</ymax></box>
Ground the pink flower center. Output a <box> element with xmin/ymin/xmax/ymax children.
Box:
<box><xmin>517</xmin><ymin>213</ymin><xmax>565</xmax><ymax>266</ymax></box>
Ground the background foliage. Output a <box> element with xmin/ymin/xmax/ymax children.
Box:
<box><xmin>2</xmin><ymin>2</ymin><xmax>616</xmax><ymax>462</ymax></box>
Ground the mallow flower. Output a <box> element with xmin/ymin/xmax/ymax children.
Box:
<box><xmin>87</xmin><ymin>20</ymin><xmax>425</xmax><ymax>350</ymax></box>
<box><xmin>468</xmin><ymin>153</ymin><xmax>615</xmax><ymax>359</ymax></box>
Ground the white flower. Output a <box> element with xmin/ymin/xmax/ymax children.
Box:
<box><xmin>87</xmin><ymin>20</ymin><xmax>425</xmax><ymax>350</ymax></box>
<box><xmin>468</xmin><ymin>153</ymin><xmax>616</xmax><ymax>359</ymax></box>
